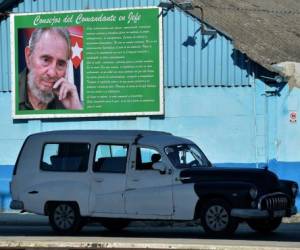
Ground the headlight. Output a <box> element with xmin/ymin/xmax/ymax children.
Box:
<box><xmin>249</xmin><ymin>187</ymin><xmax>258</xmax><ymax>199</ymax></box>
<box><xmin>291</xmin><ymin>183</ymin><xmax>298</xmax><ymax>196</ymax></box>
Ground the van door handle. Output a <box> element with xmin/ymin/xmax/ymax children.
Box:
<box><xmin>131</xmin><ymin>179</ymin><xmax>139</xmax><ymax>182</ymax></box>
<box><xmin>28</xmin><ymin>191</ymin><xmax>38</xmax><ymax>194</ymax></box>
<box><xmin>95</xmin><ymin>178</ymin><xmax>104</xmax><ymax>183</ymax></box>
<box><xmin>175</xmin><ymin>177</ymin><xmax>191</xmax><ymax>181</ymax></box>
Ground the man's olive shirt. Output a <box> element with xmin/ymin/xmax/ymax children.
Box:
<box><xmin>19</xmin><ymin>69</ymin><xmax>65</xmax><ymax>110</ymax></box>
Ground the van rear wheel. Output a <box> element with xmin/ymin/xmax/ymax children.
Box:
<box><xmin>49</xmin><ymin>202</ymin><xmax>82</xmax><ymax>235</ymax></box>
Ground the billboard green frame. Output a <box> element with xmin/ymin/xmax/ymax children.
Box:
<box><xmin>11</xmin><ymin>7</ymin><xmax>163</xmax><ymax>119</ymax></box>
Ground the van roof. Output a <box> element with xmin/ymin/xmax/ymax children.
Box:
<box><xmin>30</xmin><ymin>130</ymin><xmax>171</xmax><ymax>138</ymax></box>
<box><xmin>27</xmin><ymin>130</ymin><xmax>194</xmax><ymax>148</ymax></box>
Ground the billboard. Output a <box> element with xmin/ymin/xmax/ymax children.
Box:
<box><xmin>11</xmin><ymin>7</ymin><xmax>163</xmax><ymax>119</ymax></box>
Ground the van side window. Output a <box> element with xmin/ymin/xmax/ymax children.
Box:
<box><xmin>41</xmin><ymin>143</ymin><xmax>90</xmax><ymax>172</ymax></box>
<box><xmin>136</xmin><ymin>147</ymin><xmax>161</xmax><ymax>170</ymax></box>
<box><xmin>93</xmin><ymin>144</ymin><xmax>128</xmax><ymax>173</ymax></box>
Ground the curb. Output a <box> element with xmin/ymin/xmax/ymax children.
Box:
<box><xmin>0</xmin><ymin>240</ymin><xmax>300</xmax><ymax>250</ymax></box>
<box><xmin>283</xmin><ymin>214</ymin><xmax>300</xmax><ymax>223</ymax></box>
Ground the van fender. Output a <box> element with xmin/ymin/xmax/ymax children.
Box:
<box><xmin>193</xmin><ymin>181</ymin><xmax>255</xmax><ymax>219</ymax></box>
<box><xmin>22</xmin><ymin>180</ymin><xmax>90</xmax><ymax>215</ymax></box>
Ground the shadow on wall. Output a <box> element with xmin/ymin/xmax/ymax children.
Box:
<box><xmin>181</xmin><ymin>32</ymin><xmax>287</xmax><ymax>92</ymax></box>
<box><xmin>182</xmin><ymin>26</ymin><xmax>217</xmax><ymax>50</ymax></box>
<box><xmin>231</xmin><ymin>49</ymin><xmax>286</xmax><ymax>94</ymax></box>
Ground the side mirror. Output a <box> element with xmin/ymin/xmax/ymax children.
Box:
<box><xmin>152</xmin><ymin>162</ymin><xmax>167</xmax><ymax>174</ymax></box>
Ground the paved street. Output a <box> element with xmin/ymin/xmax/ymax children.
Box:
<box><xmin>0</xmin><ymin>214</ymin><xmax>300</xmax><ymax>249</ymax></box>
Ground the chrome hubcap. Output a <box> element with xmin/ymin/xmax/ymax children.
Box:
<box><xmin>205</xmin><ymin>205</ymin><xmax>229</xmax><ymax>231</ymax></box>
<box><xmin>54</xmin><ymin>204</ymin><xmax>75</xmax><ymax>230</ymax></box>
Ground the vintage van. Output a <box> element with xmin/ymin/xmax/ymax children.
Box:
<box><xmin>10</xmin><ymin>130</ymin><xmax>298</xmax><ymax>236</ymax></box>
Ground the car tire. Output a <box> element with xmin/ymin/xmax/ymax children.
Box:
<box><xmin>49</xmin><ymin>202</ymin><xmax>83</xmax><ymax>235</ymax></box>
<box><xmin>101</xmin><ymin>218</ymin><xmax>130</xmax><ymax>231</ymax></box>
<box><xmin>247</xmin><ymin>217</ymin><xmax>282</xmax><ymax>233</ymax></box>
<box><xmin>201</xmin><ymin>198</ymin><xmax>238</xmax><ymax>237</ymax></box>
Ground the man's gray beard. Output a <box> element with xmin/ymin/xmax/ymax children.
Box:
<box><xmin>27</xmin><ymin>70</ymin><xmax>55</xmax><ymax>105</ymax></box>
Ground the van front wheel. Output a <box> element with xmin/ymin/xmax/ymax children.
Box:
<box><xmin>49</xmin><ymin>203</ymin><xmax>82</xmax><ymax>235</ymax></box>
<box><xmin>201</xmin><ymin>199</ymin><xmax>238</xmax><ymax>236</ymax></box>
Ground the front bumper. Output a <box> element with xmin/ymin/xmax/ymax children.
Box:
<box><xmin>231</xmin><ymin>206</ymin><xmax>297</xmax><ymax>219</ymax></box>
<box><xmin>10</xmin><ymin>200</ymin><xmax>24</xmax><ymax>210</ymax></box>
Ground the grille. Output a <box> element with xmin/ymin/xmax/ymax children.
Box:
<box><xmin>258</xmin><ymin>193</ymin><xmax>290</xmax><ymax>210</ymax></box>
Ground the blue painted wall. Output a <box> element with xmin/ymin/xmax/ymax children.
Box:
<box><xmin>0</xmin><ymin>0</ymin><xmax>299</xmax><ymax>211</ymax></box>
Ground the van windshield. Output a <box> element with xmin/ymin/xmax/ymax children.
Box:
<box><xmin>165</xmin><ymin>144</ymin><xmax>211</xmax><ymax>169</ymax></box>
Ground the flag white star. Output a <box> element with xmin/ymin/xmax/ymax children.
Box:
<box><xmin>72</xmin><ymin>42</ymin><xmax>83</xmax><ymax>59</ymax></box>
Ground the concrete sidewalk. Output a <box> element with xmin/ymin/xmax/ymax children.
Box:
<box><xmin>0</xmin><ymin>212</ymin><xmax>300</xmax><ymax>226</ymax></box>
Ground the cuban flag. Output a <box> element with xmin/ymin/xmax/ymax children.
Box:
<box><xmin>67</xmin><ymin>26</ymin><xmax>83</xmax><ymax>101</ymax></box>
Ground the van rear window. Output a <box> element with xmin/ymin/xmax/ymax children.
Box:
<box><xmin>40</xmin><ymin>143</ymin><xmax>90</xmax><ymax>172</ymax></box>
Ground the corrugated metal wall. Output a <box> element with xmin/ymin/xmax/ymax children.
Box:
<box><xmin>0</xmin><ymin>0</ymin><xmax>256</xmax><ymax>92</ymax></box>
<box><xmin>163</xmin><ymin>10</ymin><xmax>254</xmax><ymax>87</ymax></box>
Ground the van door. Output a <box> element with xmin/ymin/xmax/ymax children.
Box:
<box><xmin>89</xmin><ymin>144</ymin><xmax>128</xmax><ymax>215</ymax></box>
<box><xmin>125</xmin><ymin>146</ymin><xmax>173</xmax><ymax>217</ymax></box>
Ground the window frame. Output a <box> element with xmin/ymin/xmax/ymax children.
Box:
<box><xmin>40</xmin><ymin>142</ymin><xmax>91</xmax><ymax>172</ymax></box>
<box><xmin>164</xmin><ymin>143</ymin><xmax>211</xmax><ymax>169</ymax></box>
<box><xmin>92</xmin><ymin>143</ymin><xmax>129</xmax><ymax>174</ymax></box>
<box><xmin>135</xmin><ymin>146</ymin><xmax>162</xmax><ymax>171</ymax></box>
